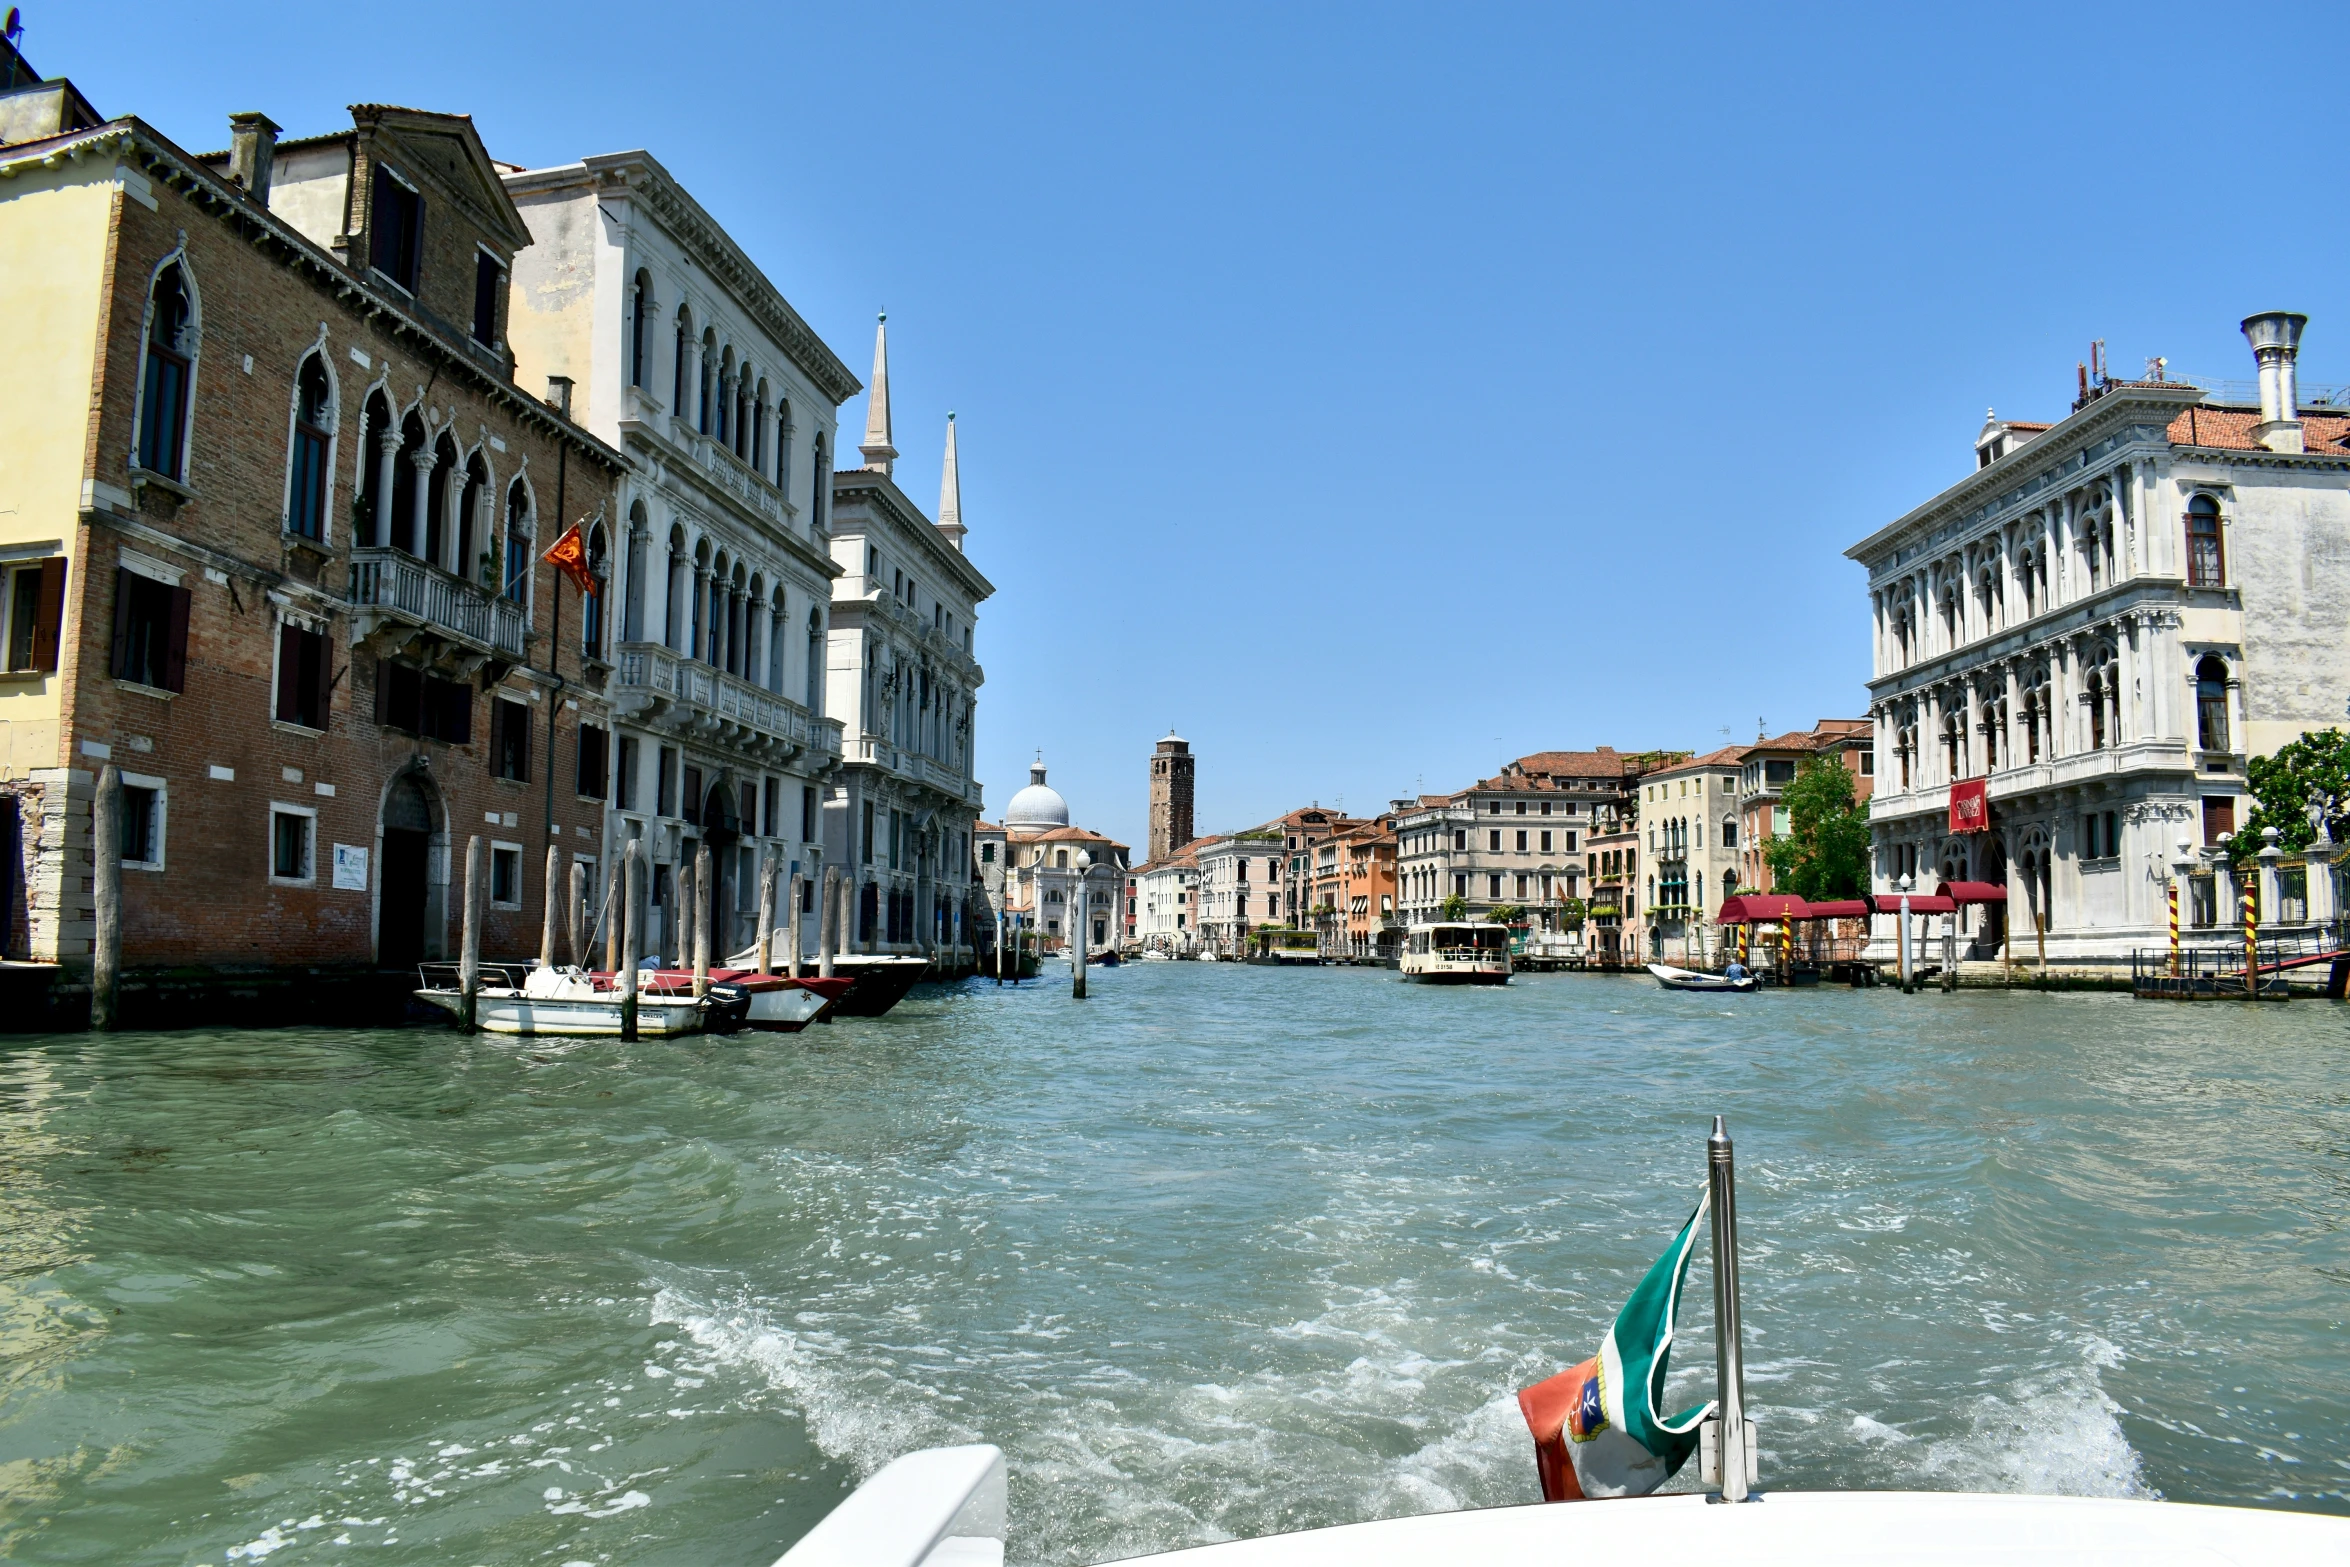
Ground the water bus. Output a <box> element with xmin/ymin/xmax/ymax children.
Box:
<box><xmin>1246</xmin><ymin>928</ymin><xmax>1324</xmax><ymax>966</ymax></box>
<box><xmin>1398</xmin><ymin>921</ymin><xmax>1512</xmax><ymax>984</ymax></box>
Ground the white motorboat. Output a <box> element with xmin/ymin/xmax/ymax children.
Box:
<box><xmin>1398</xmin><ymin>921</ymin><xmax>1511</xmax><ymax>984</ymax></box>
<box><xmin>1647</xmin><ymin>962</ymin><xmax>1758</xmax><ymax>993</ymax></box>
<box><xmin>771</xmin><ymin>1119</ymin><xmax>2350</xmax><ymax>1566</ymax></box>
<box><xmin>414</xmin><ymin>964</ymin><xmax>734</xmax><ymax>1037</ymax></box>
<box><xmin>771</xmin><ymin>1446</ymin><xmax>2350</xmax><ymax>1566</ymax></box>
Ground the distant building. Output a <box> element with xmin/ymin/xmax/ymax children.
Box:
<box><xmin>1333</xmin><ymin>814</ymin><xmax>1401</xmax><ymax>958</ymax></box>
<box><xmin>1147</xmin><ymin>732</ymin><xmax>1194</xmax><ymax>864</ymax></box>
<box><xmin>1735</xmin><ymin>720</ymin><xmax>1873</xmax><ymax>896</ymax></box>
<box><xmin>1128</xmin><ymin>841</ymin><xmax>1200</xmax><ymax>953</ymax></box>
<box><xmin>1850</xmin><ymin>312</ymin><xmax>2350</xmax><ymax>964</ymax></box>
<box><xmin>1395</xmin><ymin>749</ymin><xmax>1667</xmax><ymax>933</ymax></box>
<box><xmin>1275</xmin><ymin>806</ymin><xmax>1349</xmax><ymax>928</ymax></box>
<box><xmin>1195</xmin><ymin>831</ymin><xmax>1285</xmax><ymax>957</ymax></box>
<box><xmin>1637</xmin><ymin>746</ymin><xmax>1747</xmax><ymax>962</ymax></box>
<box><xmin>987</xmin><ymin>758</ymin><xmax>1126</xmax><ymax>952</ymax></box>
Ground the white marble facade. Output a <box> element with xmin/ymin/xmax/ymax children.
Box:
<box><xmin>1849</xmin><ymin>313</ymin><xmax>2350</xmax><ymax>964</ymax></box>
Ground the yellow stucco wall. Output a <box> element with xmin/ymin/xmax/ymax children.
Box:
<box><xmin>0</xmin><ymin>168</ymin><xmax>114</xmax><ymax>776</ymax></box>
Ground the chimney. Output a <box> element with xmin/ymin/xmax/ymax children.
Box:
<box><xmin>226</xmin><ymin>112</ymin><xmax>279</xmax><ymax>204</ymax></box>
<box><xmin>2240</xmin><ymin>311</ymin><xmax>2309</xmax><ymax>454</ymax></box>
<box><xmin>545</xmin><ymin>375</ymin><xmax>574</xmax><ymax>416</ymax></box>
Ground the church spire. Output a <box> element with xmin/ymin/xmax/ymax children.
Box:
<box><xmin>859</xmin><ymin>311</ymin><xmax>896</xmax><ymax>475</ymax></box>
<box><xmin>936</xmin><ymin>411</ymin><xmax>966</xmax><ymax>551</ymax></box>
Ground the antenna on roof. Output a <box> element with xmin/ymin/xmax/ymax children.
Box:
<box><xmin>1757</xmin><ymin>717</ymin><xmax>1766</xmax><ymax>740</ymax></box>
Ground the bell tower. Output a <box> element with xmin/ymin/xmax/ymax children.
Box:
<box><xmin>1149</xmin><ymin>733</ymin><xmax>1194</xmax><ymax>864</ymax></box>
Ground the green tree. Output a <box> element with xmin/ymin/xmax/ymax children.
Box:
<box><xmin>1556</xmin><ymin>896</ymin><xmax>1587</xmax><ymax>930</ymax></box>
<box><xmin>1487</xmin><ymin>903</ymin><xmax>1525</xmax><ymax>927</ymax></box>
<box><xmin>2226</xmin><ymin>728</ymin><xmax>2350</xmax><ymax>869</ymax></box>
<box><xmin>1762</xmin><ymin>757</ymin><xmax>1871</xmax><ymax>900</ymax></box>
<box><xmin>1439</xmin><ymin>893</ymin><xmax>1468</xmax><ymax>921</ymax></box>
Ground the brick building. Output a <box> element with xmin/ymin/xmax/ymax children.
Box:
<box><xmin>0</xmin><ymin>69</ymin><xmax>622</xmax><ymax>989</ymax></box>
<box><xmin>1734</xmin><ymin>719</ymin><xmax>1874</xmax><ymax>895</ymax></box>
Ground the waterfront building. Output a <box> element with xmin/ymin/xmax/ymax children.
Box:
<box><xmin>1275</xmin><ymin>805</ymin><xmax>1347</xmax><ymax>928</ymax></box>
<box><xmin>1849</xmin><ymin>314</ymin><xmax>2350</xmax><ymax>964</ymax></box>
<box><xmin>1394</xmin><ymin>749</ymin><xmax>1663</xmax><ymax>933</ymax></box>
<box><xmin>1127</xmin><ymin>841</ymin><xmax>1200</xmax><ymax>953</ymax></box>
<box><xmin>989</xmin><ymin>758</ymin><xmax>1125</xmax><ymax>952</ymax></box>
<box><xmin>1584</xmin><ymin>798</ymin><xmax>1640</xmax><ymax>964</ymax></box>
<box><xmin>501</xmin><ymin>150</ymin><xmax>857</xmax><ymax>962</ymax></box>
<box><xmin>1333</xmin><ymin>814</ymin><xmax>1401</xmax><ymax>958</ymax></box>
<box><xmin>0</xmin><ymin>72</ymin><xmax>623</xmax><ymax>979</ymax></box>
<box><xmin>826</xmin><ymin>321</ymin><xmax>994</xmax><ymax>959</ymax></box>
<box><xmin>1734</xmin><ymin>720</ymin><xmax>1873</xmax><ymax>897</ymax></box>
<box><xmin>1636</xmin><ymin>745</ymin><xmax>1745</xmax><ymax>962</ymax></box>
<box><xmin>1147</xmin><ymin>732</ymin><xmax>1194</xmax><ymax>864</ymax></box>
<box><xmin>1194</xmin><ymin>830</ymin><xmax>1285</xmax><ymax>957</ymax></box>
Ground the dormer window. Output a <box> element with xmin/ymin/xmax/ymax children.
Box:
<box><xmin>1977</xmin><ymin>436</ymin><xmax>2005</xmax><ymax>469</ymax></box>
<box><xmin>370</xmin><ymin>165</ymin><xmax>423</xmax><ymax>292</ymax></box>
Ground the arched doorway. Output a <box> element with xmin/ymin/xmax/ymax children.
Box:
<box><xmin>699</xmin><ymin>775</ymin><xmax>743</xmax><ymax>957</ymax></box>
<box><xmin>377</xmin><ymin>768</ymin><xmax>444</xmax><ymax>970</ymax></box>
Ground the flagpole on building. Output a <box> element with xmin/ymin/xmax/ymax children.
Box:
<box><xmin>1707</xmin><ymin>1115</ymin><xmax>1753</xmax><ymax>1502</ymax></box>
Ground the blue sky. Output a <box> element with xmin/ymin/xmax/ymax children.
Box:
<box><xmin>43</xmin><ymin>3</ymin><xmax>2350</xmax><ymax>853</ymax></box>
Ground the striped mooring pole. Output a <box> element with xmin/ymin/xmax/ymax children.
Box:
<box><xmin>2168</xmin><ymin>881</ymin><xmax>2181</xmax><ymax>977</ymax></box>
<box><xmin>2243</xmin><ymin>887</ymin><xmax>2259</xmax><ymax>998</ymax></box>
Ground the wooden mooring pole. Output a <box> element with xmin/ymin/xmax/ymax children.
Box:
<box><xmin>620</xmin><ymin>840</ymin><xmax>642</xmax><ymax>1042</ymax></box>
<box><xmin>785</xmin><ymin>872</ymin><xmax>804</xmax><ymax>979</ymax></box>
<box><xmin>540</xmin><ymin>844</ymin><xmax>562</xmax><ymax>971</ymax></box>
<box><xmin>692</xmin><ymin>842</ymin><xmax>712</xmax><ymax>998</ymax></box>
<box><xmin>569</xmin><ymin>859</ymin><xmax>588</xmax><ymax>970</ymax></box>
<box><xmin>460</xmin><ymin>835</ymin><xmax>483</xmax><ymax>1033</ymax></box>
<box><xmin>756</xmin><ymin>850</ymin><xmax>776</xmax><ymax>975</ymax></box>
<box><xmin>603</xmin><ymin>854</ymin><xmax>622</xmax><ymax>974</ymax></box>
<box><xmin>818</xmin><ymin>865</ymin><xmax>839</xmax><ymax>978</ymax></box>
<box><xmin>91</xmin><ymin>764</ymin><xmax>122</xmax><ymax>1032</ymax></box>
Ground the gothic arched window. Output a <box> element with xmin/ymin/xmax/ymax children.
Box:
<box><xmin>2187</xmin><ymin>495</ymin><xmax>2224</xmax><ymax>587</ymax></box>
<box><xmin>630</xmin><ymin>272</ymin><xmax>652</xmax><ymax>388</ymax></box>
<box><xmin>287</xmin><ymin>353</ymin><xmax>334</xmax><ymax>541</ymax></box>
<box><xmin>2196</xmin><ymin>655</ymin><xmax>2230</xmax><ymax>754</ymax></box>
<box><xmin>503</xmin><ymin>481</ymin><xmax>532</xmax><ymax>605</ymax></box>
<box><xmin>138</xmin><ymin>262</ymin><xmax>196</xmax><ymax>480</ymax></box>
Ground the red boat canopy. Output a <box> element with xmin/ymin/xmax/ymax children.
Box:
<box><xmin>1716</xmin><ymin>894</ymin><xmax>1809</xmax><ymax>923</ymax></box>
<box><xmin>1801</xmin><ymin>899</ymin><xmax>1874</xmax><ymax>920</ymax></box>
<box><xmin>1871</xmin><ymin>893</ymin><xmax>1956</xmax><ymax>915</ymax></box>
<box><xmin>1937</xmin><ymin>880</ymin><xmax>2008</xmax><ymax>904</ymax></box>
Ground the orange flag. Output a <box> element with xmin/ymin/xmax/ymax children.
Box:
<box><xmin>541</xmin><ymin>523</ymin><xmax>596</xmax><ymax>595</ymax></box>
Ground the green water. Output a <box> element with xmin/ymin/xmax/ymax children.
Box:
<box><xmin>1</xmin><ymin>967</ymin><xmax>2345</xmax><ymax>1564</ymax></box>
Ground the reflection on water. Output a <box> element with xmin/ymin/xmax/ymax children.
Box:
<box><xmin>0</xmin><ymin>968</ymin><xmax>2345</xmax><ymax>1564</ymax></box>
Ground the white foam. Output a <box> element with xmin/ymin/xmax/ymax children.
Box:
<box><xmin>1914</xmin><ymin>1339</ymin><xmax>2154</xmax><ymax>1499</ymax></box>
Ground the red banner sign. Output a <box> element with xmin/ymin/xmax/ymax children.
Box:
<box><xmin>1949</xmin><ymin>777</ymin><xmax>1989</xmax><ymax>834</ymax></box>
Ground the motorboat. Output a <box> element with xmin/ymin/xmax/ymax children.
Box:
<box><xmin>414</xmin><ymin>964</ymin><xmax>736</xmax><ymax>1037</ymax></box>
<box><xmin>1089</xmin><ymin>948</ymin><xmax>1121</xmax><ymax>967</ymax></box>
<box><xmin>771</xmin><ymin>1447</ymin><xmax>2350</xmax><ymax>1566</ymax></box>
<box><xmin>824</xmin><ymin>953</ymin><xmax>931</xmax><ymax>1017</ymax></box>
<box><xmin>1398</xmin><ymin>921</ymin><xmax>1511</xmax><ymax>985</ymax></box>
<box><xmin>641</xmin><ymin>968</ymin><xmax>839</xmax><ymax>1032</ymax></box>
<box><xmin>769</xmin><ymin>1118</ymin><xmax>2350</xmax><ymax>1566</ymax></box>
<box><xmin>1647</xmin><ymin>962</ymin><xmax>1758</xmax><ymax>993</ymax></box>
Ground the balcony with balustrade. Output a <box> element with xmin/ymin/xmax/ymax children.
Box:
<box><xmin>842</xmin><ymin>735</ymin><xmax>985</xmax><ymax>809</ymax></box>
<box><xmin>348</xmin><ymin>547</ymin><xmax>526</xmax><ymax>666</ymax></box>
<box><xmin>611</xmin><ymin>641</ymin><xmax>842</xmax><ymax>766</ymax></box>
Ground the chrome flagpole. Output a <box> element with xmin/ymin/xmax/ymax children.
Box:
<box><xmin>1707</xmin><ymin>1115</ymin><xmax>1753</xmax><ymax>1501</ymax></box>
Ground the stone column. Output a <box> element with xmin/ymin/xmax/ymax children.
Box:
<box><xmin>372</xmin><ymin>427</ymin><xmax>400</xmax><ymax>547</ymax></box>
<box><xmin>405</xmin><ymin>446</ymin><xmax>434</xmax><ymax>555</ymax></box>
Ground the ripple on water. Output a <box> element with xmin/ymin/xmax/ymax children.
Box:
<box><xmin>0</xmin><ymin>972</ymin><xmax>2345</xmax><ymax>1564</ymax></box>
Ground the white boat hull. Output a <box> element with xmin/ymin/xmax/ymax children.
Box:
<box><xmin>414</xmin><ymin>988</ymin><xmax>707</xmax><ymax>1036</ymax></box>
<box><xmin>1647</xmin><ymin>963</ymin><xmax>1758</xmax><ymax>993</ymax></box>
<box><xmin>743</xmin><ymin>984</ymin><xmax>827</xmax><ymax>1031</ymax></box>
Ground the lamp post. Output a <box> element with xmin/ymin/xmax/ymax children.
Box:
<box><xmin>1896</xmin><ymin>870</ymin><xmax>1915</xmax><ymax>993</ymax></box>
<box><xmin>1072</xmin><ymin>851</ymin><xmax>1092</xmax><ymax>1000</ymax></box>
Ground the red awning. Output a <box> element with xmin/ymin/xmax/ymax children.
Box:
<box><xmin>1716</xmin><ymin>894</ymin><xmax>1809</xmax><ymax>923</ymax></box>
<box><xmin>1872</xmin><ymin>893</ymin><xmax>1956</xmax><ymax>915</ymax></box>
<box><xmin>1801</xmin><ymin>899</ymin><xmax>1874</xmax><ymax>920</ymax></box>
<box><xmin>1937</xmin><ymin>880</ymin><xmax>2008</xmax><ymax>904</ymax></box>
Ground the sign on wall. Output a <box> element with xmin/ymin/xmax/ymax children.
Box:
<box><xmin>332</xmin><ymin>844</ymin><xmax>369</xmax><ymax>891</ymax></box>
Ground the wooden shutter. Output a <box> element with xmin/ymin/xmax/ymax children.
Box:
<box><xmin>314</xmin><ymin>631</ymin><xmax>336</xmax><ymax>725</ymax></box>
<box><xmin>373</xmin><ymin>656</ymin><xmax>389</xmax><ymax>725</ymax></box>
<box><xmin>108</xmin><ymin>568</ymin><xmax>134</xmax><ymax>680</ymax></box>
<box><xmin>276</xmin><ymin>622</ymin><xmax>302</xmax><ymax>722</ymax></box>
<box><xmin>162</xmin><ymin>584</ymin><xmax>192</xmax><ymax>693</ymax></box>
<box><xmin>31</xmin><ymin>559</ymin><xmax>64</xmax><ymax>673</ymax></box>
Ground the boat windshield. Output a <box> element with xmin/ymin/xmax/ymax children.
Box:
<box><xmin>1429</xmin><ymin>925</ymin><xmax>1509</xmax><ymax>952</ymax></box>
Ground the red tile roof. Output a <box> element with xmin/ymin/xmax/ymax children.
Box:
<box><xmin>2168</xmin><ymin>404</ymin><xmax>2350</xmax><ymax>453</ymax></box>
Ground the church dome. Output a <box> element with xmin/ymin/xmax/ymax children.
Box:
<box><xmin>1004</xmin><ymin>759</ymin><xmax>1070</xmax><ymax>827</ymax></box>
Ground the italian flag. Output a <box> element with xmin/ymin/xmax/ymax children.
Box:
<box><xmin>1518</xmin><ymin>1196</ymin><xmax>1713</xmax><ymax>1500</ymax></box>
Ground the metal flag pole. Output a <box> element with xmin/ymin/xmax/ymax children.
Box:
<box><xmin>1708</xmin><ymin>1115</ymin><xmax>1753</xmax><ymax>1502</ymax></box>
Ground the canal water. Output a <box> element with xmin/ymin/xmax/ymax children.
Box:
<box><xmin>1</xmin><ymin>965</ymin><xmax>2345</xmax><ymax>1564</ymax></box>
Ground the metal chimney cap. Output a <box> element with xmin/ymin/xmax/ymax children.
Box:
<box><xmin>2240</xmin><ymin>312</ymin><xmax>2309</xmax><ymax>352</ymax></box>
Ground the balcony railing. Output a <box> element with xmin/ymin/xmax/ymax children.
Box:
<box><xmin>843</xmin><ymin>735</ymin><xmax>983</xmax><ymax>805</ymax></box>
<box><xmin>349</xmin><ymin>548</ymin><xmax>527</xmax><ymax>657</ymax></box>
<box><xmin>613</xmin><ymin>641</ymin><xmax>842</xmax><ymax>760</ymax></box>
